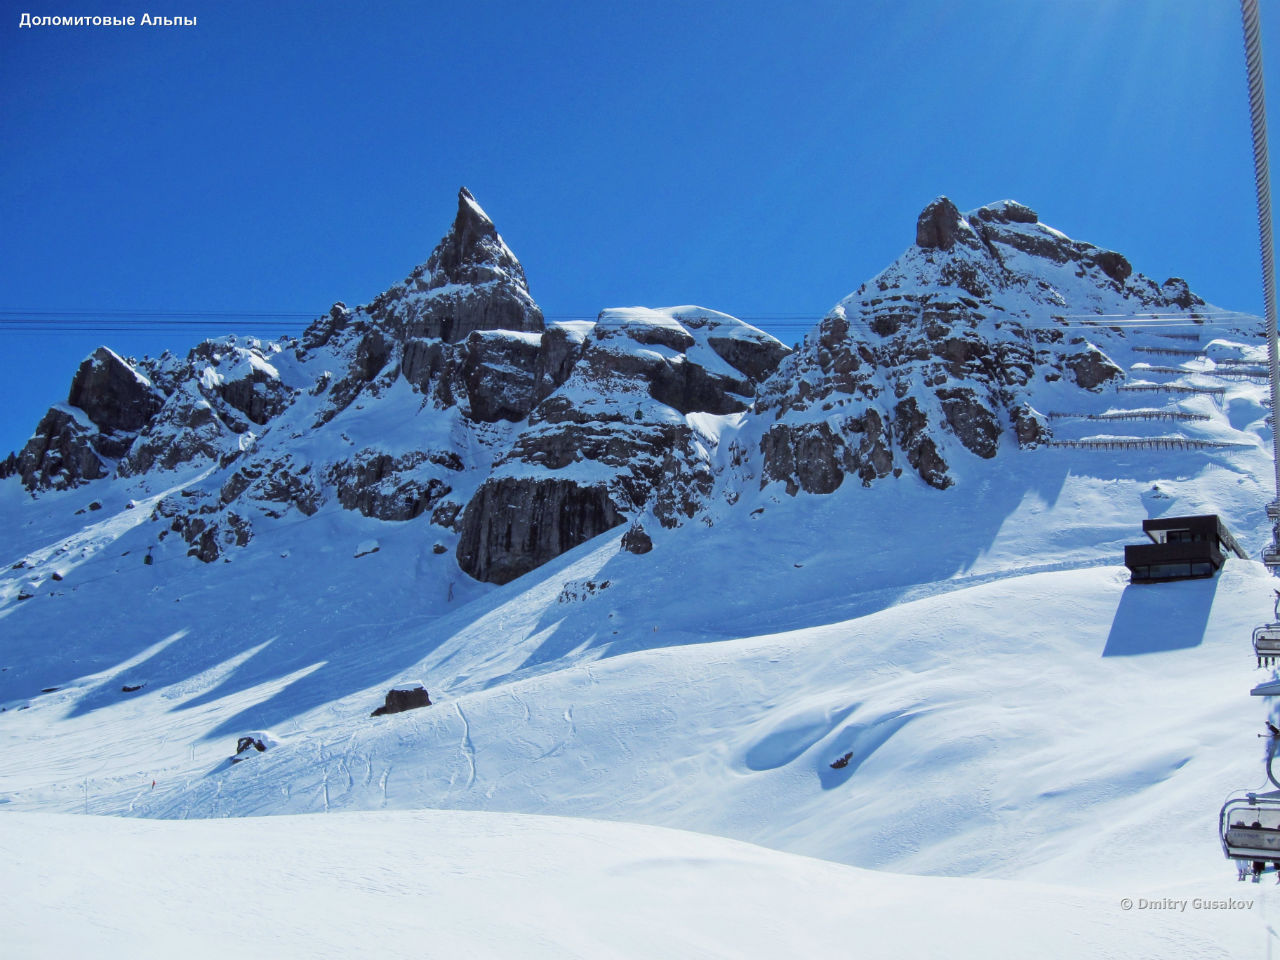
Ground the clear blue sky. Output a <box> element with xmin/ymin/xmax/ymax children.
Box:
<box><xmin>1</xmin><ymin>0</ymin><xmax>1277</xmax><ymax>456</ymax></box>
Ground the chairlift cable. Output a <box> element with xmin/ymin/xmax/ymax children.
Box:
<box><xmin>1241</xmin><ymin>0</ymin><xmax>1280</xmax><ymax>537</ymax></box>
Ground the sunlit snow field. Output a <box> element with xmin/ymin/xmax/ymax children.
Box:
<box><xmin>3</xmin><ymin>442</ymin><xmax>1280</xmax><ymax>956</ymax></box>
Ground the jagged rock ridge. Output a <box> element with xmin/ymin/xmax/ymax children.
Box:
<box><xmin>2</xmin><ymin>190</ymin><xmax>1242</xmax><ymax>586</ymax></box>
<box><xmin>749</xmin><ymin>197</ymin><xmax>1216</xmax><ymax>494</ymax></box>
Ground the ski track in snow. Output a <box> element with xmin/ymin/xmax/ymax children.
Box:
<box><xmin>455</xmin><ymin>701</ymin><xmax>476</xmax><ymax>790</ymax></box>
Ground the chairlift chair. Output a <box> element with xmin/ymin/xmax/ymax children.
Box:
<box><xmin>1221</xmin><ymin>793</ymin><xmax>1280</xmax><ymax>862</ymax></box>
<box><xmin>1255</xmin><ymin>624</ymin><xmax>1280</xmax><ymax>667</ymax></box>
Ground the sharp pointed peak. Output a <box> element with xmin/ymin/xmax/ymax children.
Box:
<box><xmin>455</xmin><ymin>186</ymin><xmax>495</xmax><ymax>230</ymax></box>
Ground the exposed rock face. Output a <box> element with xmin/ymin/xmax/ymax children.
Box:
<box><xmin>189</xmin><ymin>341</ymin><xmax>297</xmax><ymax>426</ymax></box>
<box><xmin>68</xmin><ymin>347</ymin><xmax>165</xmax><ymax>434</ymax></box>
<box><xmin>760</xmin><ymin>414</ymin><xmax>894</xmax><ymax>495</ymax></box>
<box><xmin>328</xmin><ymin>449</ymin><xmax>458</xmax><ymax>522</ymax></box>
<box><xmin>461</xmin><ymin>330</ymin><xmax>546</xmax><ymax>422</ymax></box>
<box><xmin>916</xmin><ymin>197</ymin><xmax>968</xmax><ymax>251</ymax></box>
<box><xmin>457</xmin><ymin>477</ymin><xmax>625</xmax><ymax>585</ymax></box>
<box><xmin>753</xmin><ymin>196</ymin><xmax>1210</xmax><ymax>493</ymax></box>
<box><xmin>454</xmin><ymin>307</ymin><xmax>789</xmax><ymax>583</ymax></box>
<box><xmin>17</xmin><ymin>407</ymin><xmax>110</xmax><ymax>490</ymax></box>
<box><xmin>120</xmin><ymin>340</ymin><xmax>294</xmax><ymax>478</ymax></box>
<box><xmin>303</xmin><ymin>188</ymin><xmax>562</xmax><ymax>431</ymax></box>
<box><xmin>155</xmin><ymin>489</ymin><xmax>256</xmax><ymax>563</ymax></box>
<box><xmin>119</xmin><ymin>383</ymin><xmax>234</xmax><ymax>476</ymax></box>
<box><xmin>17</xmin><ymin>348</ymin><xmax>165</xmax><ymax>490</ymax></box>
<box><xmin>1066</xmin><ymin>347</ymin><xmax>1124</xmax><ymax>391</ymax></box>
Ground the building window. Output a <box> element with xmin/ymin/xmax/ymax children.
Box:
<box><xmin>1147</xmin><ymin>562</ymin><xmax>1193</xmax><ymax>580</ymax></box>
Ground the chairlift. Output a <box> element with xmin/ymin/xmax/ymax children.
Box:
<box><xmin>1221</xmin><ymin>724</ymin><xmax>1280</xmax><ymax>878</ymax></box>
<box><xmin>1256</xmin><ymin>624</ymin><xmax>1280</xmax><ymax>668</ymax></box>
<box><xmin>1221</xmin><ymin>793</ymin><xmax>1280</xmax><ymax>863</ymax></box>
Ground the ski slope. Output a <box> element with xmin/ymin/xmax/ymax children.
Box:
<box><xmin>1</xmin><ymin>808</ymin><xmax>1262</xmax><ymax>960</ymax></box>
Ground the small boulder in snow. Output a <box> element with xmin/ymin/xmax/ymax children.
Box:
<box><xmin>371</xmin><ymin>684</ymin><xmax>432</xmax><ymax>717</ymax></box>
<box><xmin>354</xmin><ymin>539</ymin><xmax>380</xmax><ymax>558</ymax></box>
<box><xmin>621</xmin><ymin>523</ymin><xmax>653</xmax><ymax>555</ymax></box>
<box><xmin>229</xmin><ymin>730</ymin><xmax>280</xmax><ymax>764</ymax></box>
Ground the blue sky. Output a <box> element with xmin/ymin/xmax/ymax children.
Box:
<box><xmin>1</xmin><ymin>0</ymin><xmax>1276</xmax><ymax>456</ymax></box>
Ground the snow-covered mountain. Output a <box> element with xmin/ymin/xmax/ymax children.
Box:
<box><xmin>5</xmin><ymin>190</ymin><xmax>1263</xmax><ymax>581</ymax></box>
<box><xmin>2</xmin><ymin>188</ymin><xmax>1277</xmax><ymax>957</ymax></box>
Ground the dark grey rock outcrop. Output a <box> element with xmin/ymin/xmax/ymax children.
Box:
<box><xmin>366</xmin><ymin>186</ymin><xmax>543</xmax><ymax>347</ymax></box>
<box><xmin>17</xmin><ymin>348</ymin><xmax>165</xmax><ymax>490</ymax></box>
<box><xmin>328</xmin><ymin>449</ymin><xmax>457</xmax><ymax>522</ymax></box>
<box><xmin>621</xmin><ymin>522</ymin><xmax>654</xmax><ymax>554</ymax></box>
<box><xmin>457</xmin><ymin>477</ymin><xmax>625</xmax><ymax>585</ymax></box>
<box><xmin>17</xmin><ymin>407</ymin><xmax>111</xmax><ymax>490</ymax></box>
<box><xmin>371</xmin><ymin>685</ymin><xmax>432</xmax><ymax>717</ymax></box>
<box><xmin>916</xmin><ymin>197</ymin><xmax>968</xmax><ymax>251</ymax></box>
<box><xmin>68</xmin><ymin>347</ymin><xmax>165</xmax><ymax>434</ymax></box>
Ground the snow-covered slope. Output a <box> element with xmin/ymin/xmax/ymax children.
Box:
<box><xmin>2</xmin><ymin>809</ymin><xmax>1259</xmax><ymax>960</ymax></box>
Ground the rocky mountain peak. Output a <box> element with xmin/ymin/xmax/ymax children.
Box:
<box><xmin>67</xmin><ymin>346</ymin><xmax>164</xmax><ymax>434</ymax></box>
<box><xmin>355</xmin><ymin>187</ymin><xmax>543</xmax><ymax>345</ymax></box>
<box><xmin>915</xmin><ymin>196</ymin><xmax>971</xmax><ymax>251</ymax></box>
<box><xmin>753</xmin><ymin>196</ymin><xmax>1221</xmax><ymax>495</ymax></box>
<box><xmin>9</xmin><ymin>347</ymin><xmax>167</xmax><ymax>490</ymax></box>
<box><xmin>424</xmin><ymin>186</ymin><xmax>529</xmax><ymax>291</ymax></box>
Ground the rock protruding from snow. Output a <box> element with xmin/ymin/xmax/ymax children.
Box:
<box><xmin>17</xmin><ymin>348</ymin><xmax>165</xmax><ymax>490</ymax></box>
<box><xmin>120</xmin><ymin>340</ymin><xmax>295</xmax><ymax>478</ymax></box>
<box><xmin>370</xmin><ymin>685</ymin><xmax>432</xmax><ymax>717</ymax></box>
<box><xmin>457</xmin><ymin>476</ymin><xmax>625</xmax><ymax>585</ymax></box>
<box><xmin>916</xmin><ymin>196</ymin><xmax>970</xmax><ymax>251</ymax></box>
<box><xmin>229</xmin><ymin>730</ymin><xmax>280</xmax><ymax>764</ymax></box>
<box><xmin>68</xmin><ymin>347</ymin><xmax>164</xmax><ymax>434</ymax></box>
<box><xmin>621</xmin><ymin>522</ymin><xmax>654</xmax><ymax>554</ymax></box>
